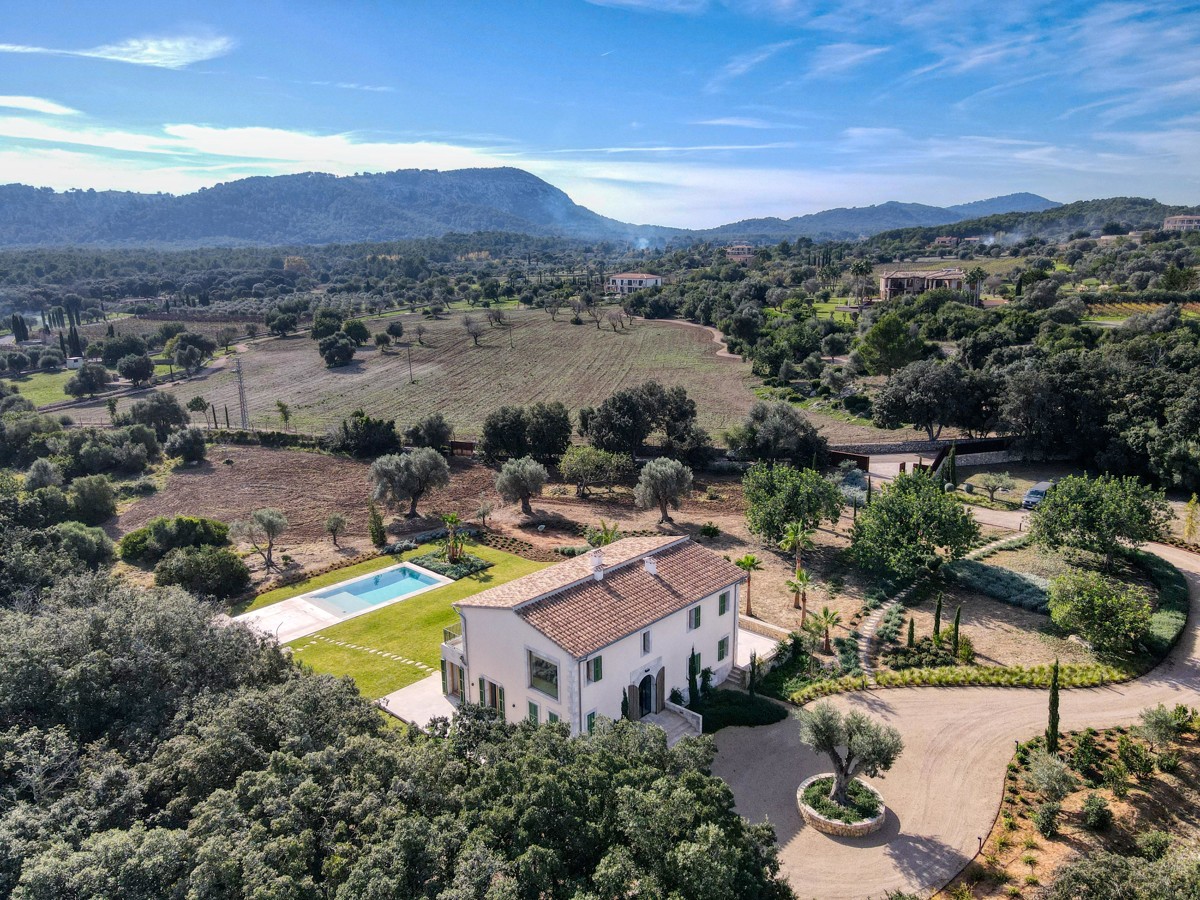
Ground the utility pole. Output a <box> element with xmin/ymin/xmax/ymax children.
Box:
<box><xmin>234</xmin><ymin>357</ymin><xmax>250</xmax><ymax>429</ymax></box>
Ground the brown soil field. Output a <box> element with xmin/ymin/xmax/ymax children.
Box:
<box><xmin>70</xmin><ymin>309</ymin><xmax>897</xmax><ymax>444</ymax></box>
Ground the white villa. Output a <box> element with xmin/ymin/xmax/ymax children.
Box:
<box><xmin>438</xmin><ymin>535</ymin><xmax>745</xmax><ymax>739</ymax></box>
<box><xmin>605</xmin><ymin>272</ymin><xmax>663</xmax><ymax>295</ymax></box>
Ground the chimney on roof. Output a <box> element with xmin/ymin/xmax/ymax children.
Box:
<box><xmin>588</xmin><ymin>548</ymin><xmax>604</xmax><ymax>580</ymax></box>
<box><xmin>644</xmin><ymin>556</ymin><xmax>657</xmax><ymax>576</ymax></box>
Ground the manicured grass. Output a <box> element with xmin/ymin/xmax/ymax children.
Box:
<box><xmin>285</xmin><ymin>542</ymin><xmax>548</xmax><ymax>698</ymax></box>
<box><xmin>1</xmin><ymin>370</ymin><xmax>76</xmax><ymax>406</ymax></box>
<box><xmin>242</xmin><ymin>552</ymin><xmax>406</xmax><ymax>612</ymax></box>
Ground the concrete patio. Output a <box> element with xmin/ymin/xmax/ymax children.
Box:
<box><xmin>380</xmin><ymin>673</ymin><xmax>458</xmax><ymax>728</ymax></box>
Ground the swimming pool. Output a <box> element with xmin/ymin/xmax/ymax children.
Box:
<box><xmin>307</xmin><ymin>564</ymin><xmax>447</xmax><ymax>616</ymax></box>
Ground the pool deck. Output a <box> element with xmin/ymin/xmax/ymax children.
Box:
<box><xmin>233</xmin><ymin>560</ymin><xmax>452</xmax><ymax>644</ymax></box>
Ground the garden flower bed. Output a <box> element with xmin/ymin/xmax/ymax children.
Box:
<box><xmin>796</xmin><ymin>774</ymin><xmax>886</xmax><ymax>837</ymax></box>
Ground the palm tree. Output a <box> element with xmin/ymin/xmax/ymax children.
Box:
<box><xmin>966</xmin><ymin>266</ymin><xmax>988</xmax><ymax>305</ymax></box>
<box><xmin>778</xmin><ymin>522</ymin><xmax>815</xmax><ymax>575</ymax></box>
<box><xmin>441</xmin><ymin>513</ymin><xmax>464</xmax><ymax>563</ymax></box>
<box><xmin>812</xmin><ymin>606</ymin><xmax>841</xmax><ymax>654</ymax></box>
<box><xmin>590</xmin><ymin>519</ymin><xmax>621</xmax><ymax>547</ymax></box>
<box><xmin>787</xmin><ymin>569</ymin><xmax>813</xmax><ymax>624</ymax></box>
<box><xmin>734</xmin><ymin>554</ymin><xmax>763</xmax><ymax>618</ymax></box>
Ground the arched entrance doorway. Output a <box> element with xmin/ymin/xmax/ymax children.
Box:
<box><xmin>638</xmin><ymin>674</ymin><xmax>654</xmax><ymax>717</ymax></box>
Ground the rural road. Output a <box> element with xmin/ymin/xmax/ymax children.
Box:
<box><xmin>711</xmin><ymin>542</ymin><xmax>1200</xmax><ymax>900</ymax></box>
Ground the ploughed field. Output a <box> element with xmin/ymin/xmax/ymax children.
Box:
<box><xmin>84</xmin><ymin>310</ymin><xmax>763</xmax><ymax>438</ymax></box>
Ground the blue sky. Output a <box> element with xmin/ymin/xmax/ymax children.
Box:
<box><xmin>0</xmin><ymin>0</ymin><xmax>1197</xmax><ymax>227</ymax></box>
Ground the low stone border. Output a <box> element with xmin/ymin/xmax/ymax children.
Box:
<box><xmin>796</xmin><ymin>774</ymin><xmax>886</xmax><ymax>838</ymax></box>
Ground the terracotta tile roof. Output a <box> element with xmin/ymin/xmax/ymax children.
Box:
<box><xmin>456</xmin><ymin>534</ymin><xmax>684</xmax><ymax>610</ymax></box>
<box><xmin>608</xmin><ymin>272</ymin><xmax>660</xmax><ymax>280</ymax></box>
<box><xmin>881</xmin><ymin>268</ymin><xmax>965</xmax><ymax>279</ymax></box>
<box><xmin>514</xmin><ymin>539</ymin><xmax>747</xmax><ymax>658</ymax></box>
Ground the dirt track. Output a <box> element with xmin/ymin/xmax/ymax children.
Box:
<box><xmin>711</xmin><ymin>542</ymin><xmax>1200</xmax><ymax>900</ymax></box>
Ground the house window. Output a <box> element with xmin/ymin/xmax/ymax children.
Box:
<box><xmin>478</xmin><ymin>678</ymin><xmax>505</xmax><ymax>721</ymax></box>
<box><xmin>718</xmin><ymin>637</ymin><xmax>729</xmax><ymax>661</ymax></box>
<box><xmin>641</xmin><ymin>630</ymin><xmax>652</xmax><ymax>655</ymax></box>
<box><xmin>687</xmin><ymin>605</ymin><xmax>701</xmax><ymax>630</ymax></box>
<box><xmin>586</xmin><ymin>655</ymin><xmax>603</xmax><ymax>683</ymax></box>
<box><xmin>586</xmin><ymin>711</ymin><xmax>596</xmax><ymax>733</ymax></box>
<box><xmin>548</xmin><ymin>711</ymin><xmax>559</xmax><ymax>724</ymax></box>
<box><xmin>528</xmin><ymin>650</ymin><xmax>559</xmax><ymax>700</ymax></box>
<box><xmin>527</xmin><ymin>701</ymin><xmax>539</xmax><ymax>724</ymax></box>
<box><xmin>718</xmin><ymin>591</ymin><xmax>729</xmax><ymax>615</ymax></box>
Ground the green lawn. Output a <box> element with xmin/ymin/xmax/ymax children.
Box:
<box><xmin>1</xmin><ymin>370</ymin><xmax>76</xmax><ymax>406</ymax></box>
<box><xmin>285</xmin><ymin>542</ymin><xmax>548</xmax><ymax>698</ymax></box>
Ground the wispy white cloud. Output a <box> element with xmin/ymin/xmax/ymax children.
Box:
<box><xmin>309</xmin><ymin>80</ymin><xmax>395</xmax><ymax>93</ymax></box>
<box><xmin>0</xmin><ymin>95</ymin><xmax>79</xmax><ymax>116</ymax></box>
<box><xmin>585</xmin><ymin>0</ymin><xmax>708</xmax><ymax>11</ymax></box>
<box><xmin>690</xmin><ymin>116</ymin><xmax>779</xmax><ymax>128</ymax></box>
<box><xmin>546</xmin><ymin>141</ymin><xmax>799</xmax><ymax>153</ymax></box>
<box><xmin>706</xmin><ymin>39</ymin><xmax>799</xmax><ymax>92</ymax></box>
<box><xmin>0</xmin><ymin>33</ymin><xmax>234</xmax><ymax>69</ymax></box>
<box><xmin>805</xmin><ymin>42</ymin><xmax>887</xmax><ymax>78</ymax></box>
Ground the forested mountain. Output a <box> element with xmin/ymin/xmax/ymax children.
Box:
<box><xmin>0</xmin><ymin>168</ymin><xmax>682</xmax><ymax>247</ymax></box>
<box><xmin>0</xmin><ymin>167</ymin><xmax>1064</xmax><ymax>247</ymax></box>
<box><xmin>869</xmin><ymin>197</ymin><xmax>1198</xmax><ymax>246</ymax></box>
<box><xmin>946</xmin><ymin>192</ymin><xmax>1061</xmax><ymax>218</ymax></box>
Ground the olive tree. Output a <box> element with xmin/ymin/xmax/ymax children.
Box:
<box><xmin>368</xmin><ymin>448</ymin><xmax>451</xmax><ymax>519</ymax></box>
<box><xmin>495</xmin><ymin>456</ymin><xmax>548</xmax><ymax>515</ymax></box>
<box><xmin>634</xmin><ymin>458</ymin><xmax>693</xmax><ymax>524</ymax></box>
<box><xmin>233</xmin><ymin>508</ymin><xmax>289</xmax><ymax>572</ymax></box>
<box><xmin>799</xmin><ymin>702</ymin><xmax>904</xmax><ymax>807</ymax></box>
<box><xmin>978</xmin><ymin>471</ymin><xmax>1016</xmax><ymax>502</ymax></box>
<box><xmin>25</xmin><ymin>458</ymin><xmax>63</xmax><ymax>491</ymax></box>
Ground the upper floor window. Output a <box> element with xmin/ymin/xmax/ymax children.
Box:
<box><xmin>528</xmin><ymin>650</ymin><xmax>559</xmax><ymax>700</ymax></box>
<box><xmin>687</xmin><ymin>605</ymin><xmax>701</xmax><ymax>630</ymax></box>
<box><xmin>718</xmin><ymin>591</ymin><xmax>729</xmax><ymax>615</ymax></box>
<box><xmin>641</xmin><ymin>629</ymin><xmax>652</xmax><ymax>655</ymax></box>
<box><xmin>586</xmin><ymin>655</ymin><xmax>603</xmax><ymax>683</ymax></box>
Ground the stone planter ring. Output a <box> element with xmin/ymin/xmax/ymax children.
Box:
<box><xmin>796</xmin><ymin>773</ymin><xmax>887</xmax><ymax>837</ymax></box>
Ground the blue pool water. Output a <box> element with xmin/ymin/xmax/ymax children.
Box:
<box><xmin>309</xmin><ymin>566</ymin><xmax>442</xmax><ymax>616</ymax></box>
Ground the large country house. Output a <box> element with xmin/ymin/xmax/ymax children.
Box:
<box><xmin>439</xmin><ymin>535</ymin><xmax>745</xmax><ymax>739</ymax></box>
<box><xmin>878</xmin><ymin>267</ymin><xmax>966</xmax><ymax>300</ymax></box>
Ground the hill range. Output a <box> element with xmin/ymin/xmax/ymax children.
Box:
<box><xmin>0</xmin><ymin>166</ymin><xmax>1193</xmax><ymax>247</ymax></box>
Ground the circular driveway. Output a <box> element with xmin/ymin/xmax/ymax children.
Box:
<box><xmin>712</xmin><ymin>544</ymin><xmax>1200</xmax><ymax>899</ymax></box>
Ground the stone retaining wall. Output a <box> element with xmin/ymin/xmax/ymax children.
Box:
<box><xmin>796</xmin><ymin>774</ymin><xmax>886</xmax><ymax>837</ymax></box>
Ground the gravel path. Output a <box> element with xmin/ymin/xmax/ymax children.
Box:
<box><xmin>711</xmin><ymin>542</ymin><xmax>1200</xmax><ymax>900</ymax></box>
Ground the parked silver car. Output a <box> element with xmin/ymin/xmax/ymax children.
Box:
<box><xmin>1022</xmin><ymin>481</ymin><xmax>1055</xmax><ymax>509</ymax></box>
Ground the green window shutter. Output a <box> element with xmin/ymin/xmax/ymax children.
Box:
<box><xmin>528</xmin><ymin>701</ymin><xmax>538</xmax><ymax>724</ymax></box>
<box><xmin>587</xmin><ymin>712</ymin><xmax>596</xmax><ymax>733</ymax></box>
<box><xmin>440</xmin><ymin>659</ymin><xmax>448</xmax><ymax>694</ymax></box>
<box><xmin>594</xmin><ymin>656</ymin><xmax>603</xmax><ymax>682</ymax></box>
<box><xmin>697</xmin><ymin>606</ymin><xmax>701</xmax><ymax>627</ymax></box>
<box><xmin>719</xmin><ymin>592</ymin><xmax>727</xmax><ymax>615</ymax></box>
<box><xmin>498</xmin><ymin>686</ymin><xmax>506</xmax><ymax>721</ymax></box>
<box><xmin>479</xmin><ymin>677</ymin><xmax>485</xmax><ymax>705</ymax></box>
<box><xmin>548</xmin><ymin>712</ymin><xmax>559</xmax><ymax>723</ymax></box>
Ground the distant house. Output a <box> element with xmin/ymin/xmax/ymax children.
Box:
<box><xmin>725</xmin><ymin>243</ymin><xmax>755</xmax><ymax>262</ymax></box>
<box><xmin>932</xmin><ymin>236</ymin><xmax>959</xmax><ymax>247</ymax></box>
<box><xmin>440</xmin><ymin>536</ymin><xmax>745</xmax><ymax>740</ymax></box>
<box><xmin>878</xmin><ymin>268</ymin><xmax>967</xmax><ymax>300</ymax></box>
<box><xmin>66</xmin><ymin>357</ymin><xmax>84</xmax><ymax>370</ymax></box>
<box><xmin>1164</xmin><ymin>215</ymin><xmax>1200</xmax><ymax>233</ymax></box>
<box><xmin>605</xmin><ymin>273</ymin><xmax>662</xmax><ymax>295</ymax></box>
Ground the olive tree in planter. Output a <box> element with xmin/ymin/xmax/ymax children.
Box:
<box><xmin>800</xmin><ymin>702</ymin><xmax>904</xmax><ymax>807</ymax></box>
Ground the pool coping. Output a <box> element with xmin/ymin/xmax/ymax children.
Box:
<box><xmin>233</xmin><ymin>559</ymin><xmax>455</xmax><ymax>644</ymax></box>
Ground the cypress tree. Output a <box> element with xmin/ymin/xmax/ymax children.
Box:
<box><xmin>946</xmin><ymin>443</ymin><xmax>957</xmax><ymax>488</ymax></box>
<box><xmin>224</xmin><ymin>405</ymin><xmax>230</xmax><ymax>428</ymax></box>
<box><xmin>368</xmin><ymin>502</ymin><xmax>386</xmax><ymax>548</ymax></box>
<box><xmin>67</xmin><ymin>324</ymin><xmax>82</xmax><ymax>357</ymax></box>
<box><xmin>952</xmin><ymin>605</ymin><xmax>961</xmax><ymax>657</ymax></box>
<box><xmin>907</xmin><ymin>618</ymin><xmax>915</xmax><ymax>648</ymax></box>
<box><xmin>59</xmin><ymin>332</ymin><xmax>67</xmax><ymax>355</ymax></box>
<box><xmin>1046</xmin><ymin>658</ymin><xmax>1060</xmax><ymax>754</ymax></box>
<box><xmin>933</xmin><ymin>592</ymin><xmax>944</xmax><ymax>641</ymax></box>
<box><xmin>620</xmin><ymin>691</ymin><xmax>629</xmax><ymax>720</ymax></box>
<box><xmin>866</xmin><ymin>477</ymin><xmax>873</xmax><ymax>506</ymax></box>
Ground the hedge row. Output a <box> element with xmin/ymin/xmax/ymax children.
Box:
<box><xmin>788</xmin><ymin>674</ymin><xmax>869</xmax><ymax>705</ymax></box>
<box><xmin>1132</xmin><ymin>548</ymin><xmax>1190</xmax><ymax>658</ymax></box>
<box><xmin>875</xmin><ymin>662</ymin><xmax>1135</xmax><ymax>690</ymax></box>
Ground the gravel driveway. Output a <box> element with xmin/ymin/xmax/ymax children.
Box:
<box><xmin>711</xmin><ymin>542</ymin><xmax>1200</xmax><ymax>899</ymax></box>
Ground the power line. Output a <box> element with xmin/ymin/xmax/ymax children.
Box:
<box><xmin>234</xmin><ymin>357</ymin><xmax>250</xmax><ymax>429</ymax></box>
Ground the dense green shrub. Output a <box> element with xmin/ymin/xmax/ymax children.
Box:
<box><xmin>154</xmin><ymin>546</ymin><xmax>251</xmax><ymax>599</ymax></box>
<box><xmin>1081</xmin><ymin>793</ymin><xmax>1112</xmax><ymax>830</ymax></box>
<box><xmin>408</xmin><ymin>552</ymin><xmax>492</xmax><ymax>580</ymax></box>
<box><xmin>1032</xmin><ymin>801</ymin><xmax>1061</xmax><ymax>837</ymax></box>
<box><xmin>690</xmin><ymin>689</ymin><xmax>788</xmax><ymax>733</ymax></box>
<box><xmin>165</xmin><ymin>426</ymin><xmax>208</xmax><ymax>463</ymax></box>
<box><xmin>69</xmin><ymin>474</ymin><xmax>116</xmax><ymax>525</ymax></box>
<box><xmin>884</xmin><ymin>635</ymin><xmax>956</xmax><ymax>670</ymax></box>
<box><xmin>119</xmin><ymin>515</ymin><xmax>230</xmax><ymax>565</ymax></box>
<box><xmin>53</xmin><ymin>521</ymin><xmax>115</xmax><ymax>568</ymax></box>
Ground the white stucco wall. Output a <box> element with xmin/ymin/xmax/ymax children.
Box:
<box><xmin>448</xmin><ymin>577</ymin><xmax>741</xmax><ymax>735</ymax></box>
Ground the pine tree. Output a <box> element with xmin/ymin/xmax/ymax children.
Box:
<box><xmin>368</xmin><ymin>502</ymin><xmax>387</xmax><ymax>549</ymax></box>
<box><xmin>933</xmin><ymin>592</ymin><xmax>944</xmax><ymax>641</ymax></box>
<box><xmin>1046</xmin><ymin>658</ymin><xmax>1060</xmax><ymax>754</ymax></box>
<box><xmin>907</xmin><ymin>618</ymin><xmax>915</xmax><ymax>648</ymax></box>
<box><xmin>952</xmin><ymin>605</ymin><xmax>961</xmax><ymax>657</ymax></box>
